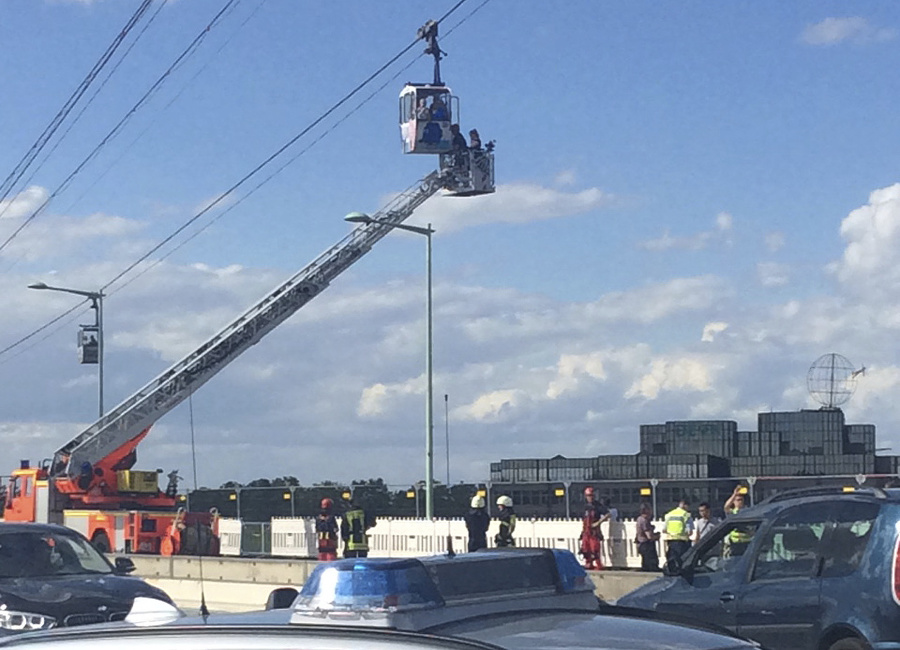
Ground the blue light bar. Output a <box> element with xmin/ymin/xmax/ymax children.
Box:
<box><xmin>296</xmin><ymin>558</ymin><xmax>443</xmax><ymax>612</ymax></box>
<box><xmin>551</xmin><ymin>549</ymin><xmax>590</xmax><ymax>592</ymax></box>
<box><xmin>292</xmin><ymin>550</ymin><xmax>597</xmax><ymax>631</ymax></box>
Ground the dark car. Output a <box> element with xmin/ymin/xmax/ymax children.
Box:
<box><xmin>0</xmin><ymin>547</ymin><xmax>762</xmax><ymax>649</ymax></box>
<box><xmin>0</xmin><ymin>522</ymin><xmax>173</xmax><ymax>635</ymax></box>
<box><xmin>619</xmin><ymin>486</ymin><xmax>900</xmax><ymax>650</ymax></box>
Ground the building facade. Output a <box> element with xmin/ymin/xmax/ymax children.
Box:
<box><xmin>488</xmin><ymin>408</ymin><xmax>900</xmax><ymax>518</ymax></box>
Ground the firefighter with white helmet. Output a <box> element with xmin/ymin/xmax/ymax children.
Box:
<box><xmin>494</xmin><ymin>495</ymin><xmax>516</xmax><ymax>547</ymax></box>
<box><xmin>316</xmin><ymin>497</ymin><xmax>339</xmax><ymax>561</ymax></box>
<box><xmin>464</xmin><ymin>494</ymin><xmax>490</xmax><ymax>552</ymax></box>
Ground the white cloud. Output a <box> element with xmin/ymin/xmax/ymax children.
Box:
<box><xmin>757</xmin><ymin>261</ymin><xmax>790</xmax><ymax>287</ymax></box>
<box><xmin>546</xmin><ymin>353</ymin><xmax>607</xmax><ymax>399</ymax></box>
<box><xmin>638</xmin><ymin>212</ymin><xmax>734</xmax><ymax>252</ymax></box>
<box><xmin>833</xmin><ymin>183</ymin><xmax>900</xmax><ymax>288</ymax></box>
<box><xmin>457</xmin><ymin>389</ymin><xmax>527</xmax><ymax>422</ymax></box>
<box><xmin>701</xmin><ymin>321</ymin><xmax>728</xmax><ymax>342</ymax></box>
<box><xmin>624</xmin><ymin>356</ymin><xmax>714</xmax><ymax>400</ymax></box>
<box><xmin>406</xmin><ymin>182</ymin><xmax>613</xmax><ymax>233</ymax></box>
<box><xmin>0</xmin><ymin>186</ymin><xmax>49</xmax><ymax>220</ymax></box>
<box><xmin>715</xmin><ymin>212</ymin><xmax>733</xmax><ymax>231</ymax></box>
<box><xmin>801</xmin><ymin>17</ymin><xmax>897</xmax><ymax>46</ymax></box>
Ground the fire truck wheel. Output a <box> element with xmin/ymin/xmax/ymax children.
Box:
<box><xmin>92</xmin><ymin>531</ymin><xmax>112</xmax><ymax>554</ymax></box>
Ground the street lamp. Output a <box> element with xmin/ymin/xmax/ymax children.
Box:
<box><xmin>28</xmin><ymin>282</ymin><xmax>105</xmax><ymax>418</ymax></box>
<box><xmin>345</xmin><ymin>212</ymin><xmax>436</xmax><ymax>519</ymax></box>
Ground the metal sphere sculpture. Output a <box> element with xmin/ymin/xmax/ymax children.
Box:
<box><xmin>807</xmin><ymin>353</ymin><xmax>858</xmax><ymax>408</ymax></box>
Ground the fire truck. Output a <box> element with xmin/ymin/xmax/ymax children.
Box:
<box><xmin>3</xmin><ymin>19</ymin><xmax>494</xmax><ymax>555</ymax></box>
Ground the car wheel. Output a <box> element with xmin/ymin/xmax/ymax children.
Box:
<box><xmin>827</xmin><ymin>637</ymin><xmax>870</xmax><ymax>650</ymax></box>
<box><xmin>92</xmin><ymin>531</ymin><xmax>112</xmax><ymax>554</ymax></box>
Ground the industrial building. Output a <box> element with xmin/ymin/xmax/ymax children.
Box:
<box><xmin>488</xmin><ymin>408</ymin><xmax>900</xmax><ymax>518</ymax></box>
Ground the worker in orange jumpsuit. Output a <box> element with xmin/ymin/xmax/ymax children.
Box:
<box><xmin>315</xmin><ymin>498</ymin><xmax>339</xmax><ymax>561</ymax></box>
<box><xmin>579</xmin><ymin>486</ymin><xmax>610</xmax><ymax>570</ymax></box>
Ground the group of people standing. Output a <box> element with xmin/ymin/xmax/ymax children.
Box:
<box><xmin>315</xmin><ymin>492</ymin><xmax>519</xmax><ymax>561</ymax></box>
<box><xmin>464</xmin><ymin>494</ymin><xmax>517</xmax><ymax>551</ymax></box>
<box><xmin>635</xmin><ymin>485</ymin><xmax>748</xmax><ymax>571</ymax></box>
<box><xmin>314</xmin><ymin>496</ymin><xmax>376</xmax><ymax>560</ymax></box>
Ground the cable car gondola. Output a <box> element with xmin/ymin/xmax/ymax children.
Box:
<box><xmin>78</xmin><ymin>325</ymin><xmax>99</xmax><ymax>364</ymax></box>
<box><xmin>399</xmin><ymin>20</ymin><xmax>494</xmax><ymax>196</ymax></box>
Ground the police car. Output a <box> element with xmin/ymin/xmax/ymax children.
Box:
<box><xmin>0</xmin><ymin>549</ymin><xmax>761</xmax><ymax>649</ymax></box>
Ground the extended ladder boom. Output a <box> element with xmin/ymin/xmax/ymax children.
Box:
<box><xmin>54</xmin><ymin>169</ymin><xmax>449</xmax><ymax>479</ymax></box>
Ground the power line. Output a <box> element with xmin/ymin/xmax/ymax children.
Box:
<box><xmin>0</xmin><ymin>0</ymin><xmax>241</xmax><ymax>260</ymax></box>
<box><xmin>0</xmin><ymin>0</ymin><xmax>156</xmax><ymax>218</ymax></box>
<box><xmin>13</xmin><ymin>0</ymin><xmax>170</xmax><ymax>209</ymax></box>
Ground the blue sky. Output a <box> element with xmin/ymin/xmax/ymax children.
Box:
<box><xmin>1</xmin><ymin>0</ymin><xmax>900</xmax><ymax>490</ymax></box>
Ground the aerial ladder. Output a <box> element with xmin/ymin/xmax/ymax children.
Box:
<box><xmin>4</xmin><ymin>19</ymin><xmax>493</xmax><ymax>554</ymax></box>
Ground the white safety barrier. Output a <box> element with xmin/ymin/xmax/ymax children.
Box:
<box><xmin>219</xmin><ymin>517</ymin><xmax>673</xmax><ymax>569</ymax></box>
<box><xmin>218</xmin><ymin>518</ymin><xmax>242</xmax><ymax>556</ymax></box>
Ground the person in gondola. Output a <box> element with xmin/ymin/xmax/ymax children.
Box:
<box><xmin>415</xmin><ymin>98</ymin><xmax>431</xmax><ymax>121</ymax></box>
<box><xmin>430</xmin><ymin>97</ymin><xmax>449</xmax><ymax>121</ymax></box>
<box><xmin>468</xmin><ymin>129</ymin><xmax>482</xmax><ymax>151</ymax></box>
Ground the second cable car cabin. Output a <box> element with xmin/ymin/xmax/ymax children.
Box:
<box><xmin>78</xmin><ymin>324</ymin><xmax>99</xmax><ymax>364</ymax></box>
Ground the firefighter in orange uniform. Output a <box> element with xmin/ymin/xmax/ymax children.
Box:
<box><xmin>316</xmin><ymin>498</ymin><xmax>339</xmax><ymax>561</ymax></box>
<box><xmin>579</xmin><ymin>486</ymin><xmax>609</xmax><ymax>570</ymax></box>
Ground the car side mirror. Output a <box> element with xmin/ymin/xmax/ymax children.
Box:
<box><xmin>663</xmin><ymin>556</ymin><xmax>683</xmax><ymax>577</ymax></box>
<box><xmin>266</xmin><ymin>587</ymin><xmax>299</xmax><ymax>610</ymax></box>
<box><xmin>114</xmin><ymin>557</ymin><xmax>136</xmax><ymax>574</ymax></box>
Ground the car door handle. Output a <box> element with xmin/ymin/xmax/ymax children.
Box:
<box><xmin>719</xmin><ymin>592</ymin><xmax>735</xmax><ymax>603</ymax></box>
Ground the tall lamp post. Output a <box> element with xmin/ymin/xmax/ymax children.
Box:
<box><xmin>345</xmin><ymin>213</ymin><xmax>436</xmax><ymax>519</ymax></box>
<box><xmin>28</xmin><ymin>282</ymin><xmax>105</xmax><ymax>418</ymax></box>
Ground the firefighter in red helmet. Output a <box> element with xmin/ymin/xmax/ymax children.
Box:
<box><xmin>579</xmin><ymin>486</ymin><xmax>609</xmax><ymax>570</ymax></box>
<box><xmin>316</xmin><ymin>497</ymin><xmax>339</xmax><ymax>561</ymax></box>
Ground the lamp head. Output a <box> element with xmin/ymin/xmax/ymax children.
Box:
<box><xmin>344</xmin><ymin>212</ymin><xmax>371</xmax><ymax>224</ymax></box>
<box><xmin>28</xmin><ymin>282</ymin><xmax>49</xmax><ymax>290</ymax></box>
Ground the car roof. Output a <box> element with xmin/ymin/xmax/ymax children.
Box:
<box><xmin>0</xmin><ymin>624</ymin><xmax>504</xmax><ymax>650</ymax></box>
<box><xmin>728</xmin><ymin>486</ymin><xmax>899</xmax><ymax>521</ymax></box>
<box><xmin>0</xmin><ymin>522</ymin><xmax>74</xmax><ymax>535</ymax></box>
<box><xmin>0</xmin><ymin>613</ymin><xmax>760</xmax><ymax>650</ymax></box>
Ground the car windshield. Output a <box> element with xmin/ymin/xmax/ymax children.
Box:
<box><xmin>0</xmin><ymin>529</ymin><xmax>113</xmax><ymax>578</ymax></box>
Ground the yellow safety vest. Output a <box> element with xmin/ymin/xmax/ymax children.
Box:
<box><xmin>728</xmin><ymin>508</ymin><xmax>752</xmax><ymax>544</ymax></box>
<box><xmin>664</xmin><ymin>507</ymin><xmax>690</xmax><ymax>541</ymax></box>
<box><xmin>343</xmin><ymin>508</ymin><xmax>369</xmax><ymax>552</ymax></box>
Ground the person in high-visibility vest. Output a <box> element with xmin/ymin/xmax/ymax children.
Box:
<box><xmin>316</xmin><ymin>498</ymin><xmax>339</xmax><ymax>561</ymax></box>
<box><xmin>723</xmin><ymin>485</ymin><xmax>752</xmax><ymax>557</ymax></box>
<box><xmin>663</xmin><ymin>497</ymin><xmax>693</xmax><ymax>561</ymax></box>
<box><xmin>494</xmin><ymin>495</ymin><xmax>516</xmax><ymax>547</ymax></box>
<box><xmin>340</xmin><ymin>496</ymin><xmax>375</xmax><ymax>558</ymax></box>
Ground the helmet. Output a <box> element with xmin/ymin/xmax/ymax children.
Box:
<box><xmin>470</xmin><ymin>495</ymin><xmax>486</xmax><ymax>509</ymax></box>
<box><xmin>496</xmin><ymin>495</ymin><xmax>513</xmax><ymax>508</ymax></box>
<box><xmin>320</xmin><ymin>498</ymin><xmax>333</xmax><ymax>510</ymax></box>
<box><xmin>584</xmin><ymin>486</ymin><xmax>594</xmax><ymax>497</ymax></box>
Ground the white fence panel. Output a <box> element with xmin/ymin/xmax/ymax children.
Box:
<box><xmin>218</xmin><ymin>518</ymin><xmax>242</xmax><ymax>556</ymax></box>
<box><xmin>263</xmin><ymin>517</ymin><xmax>668</xmax><ymax>568</ymax></box>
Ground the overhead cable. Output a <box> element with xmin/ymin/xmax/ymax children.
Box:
<box><xmin>0</xmin><ymin>0</ymin><xmax>156</xmax><ymax>217</ymax></box>
<box><xmin>0</xmin><ymin>0</ymin><xmax>240</xmax><ymax>258</ymax></box>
